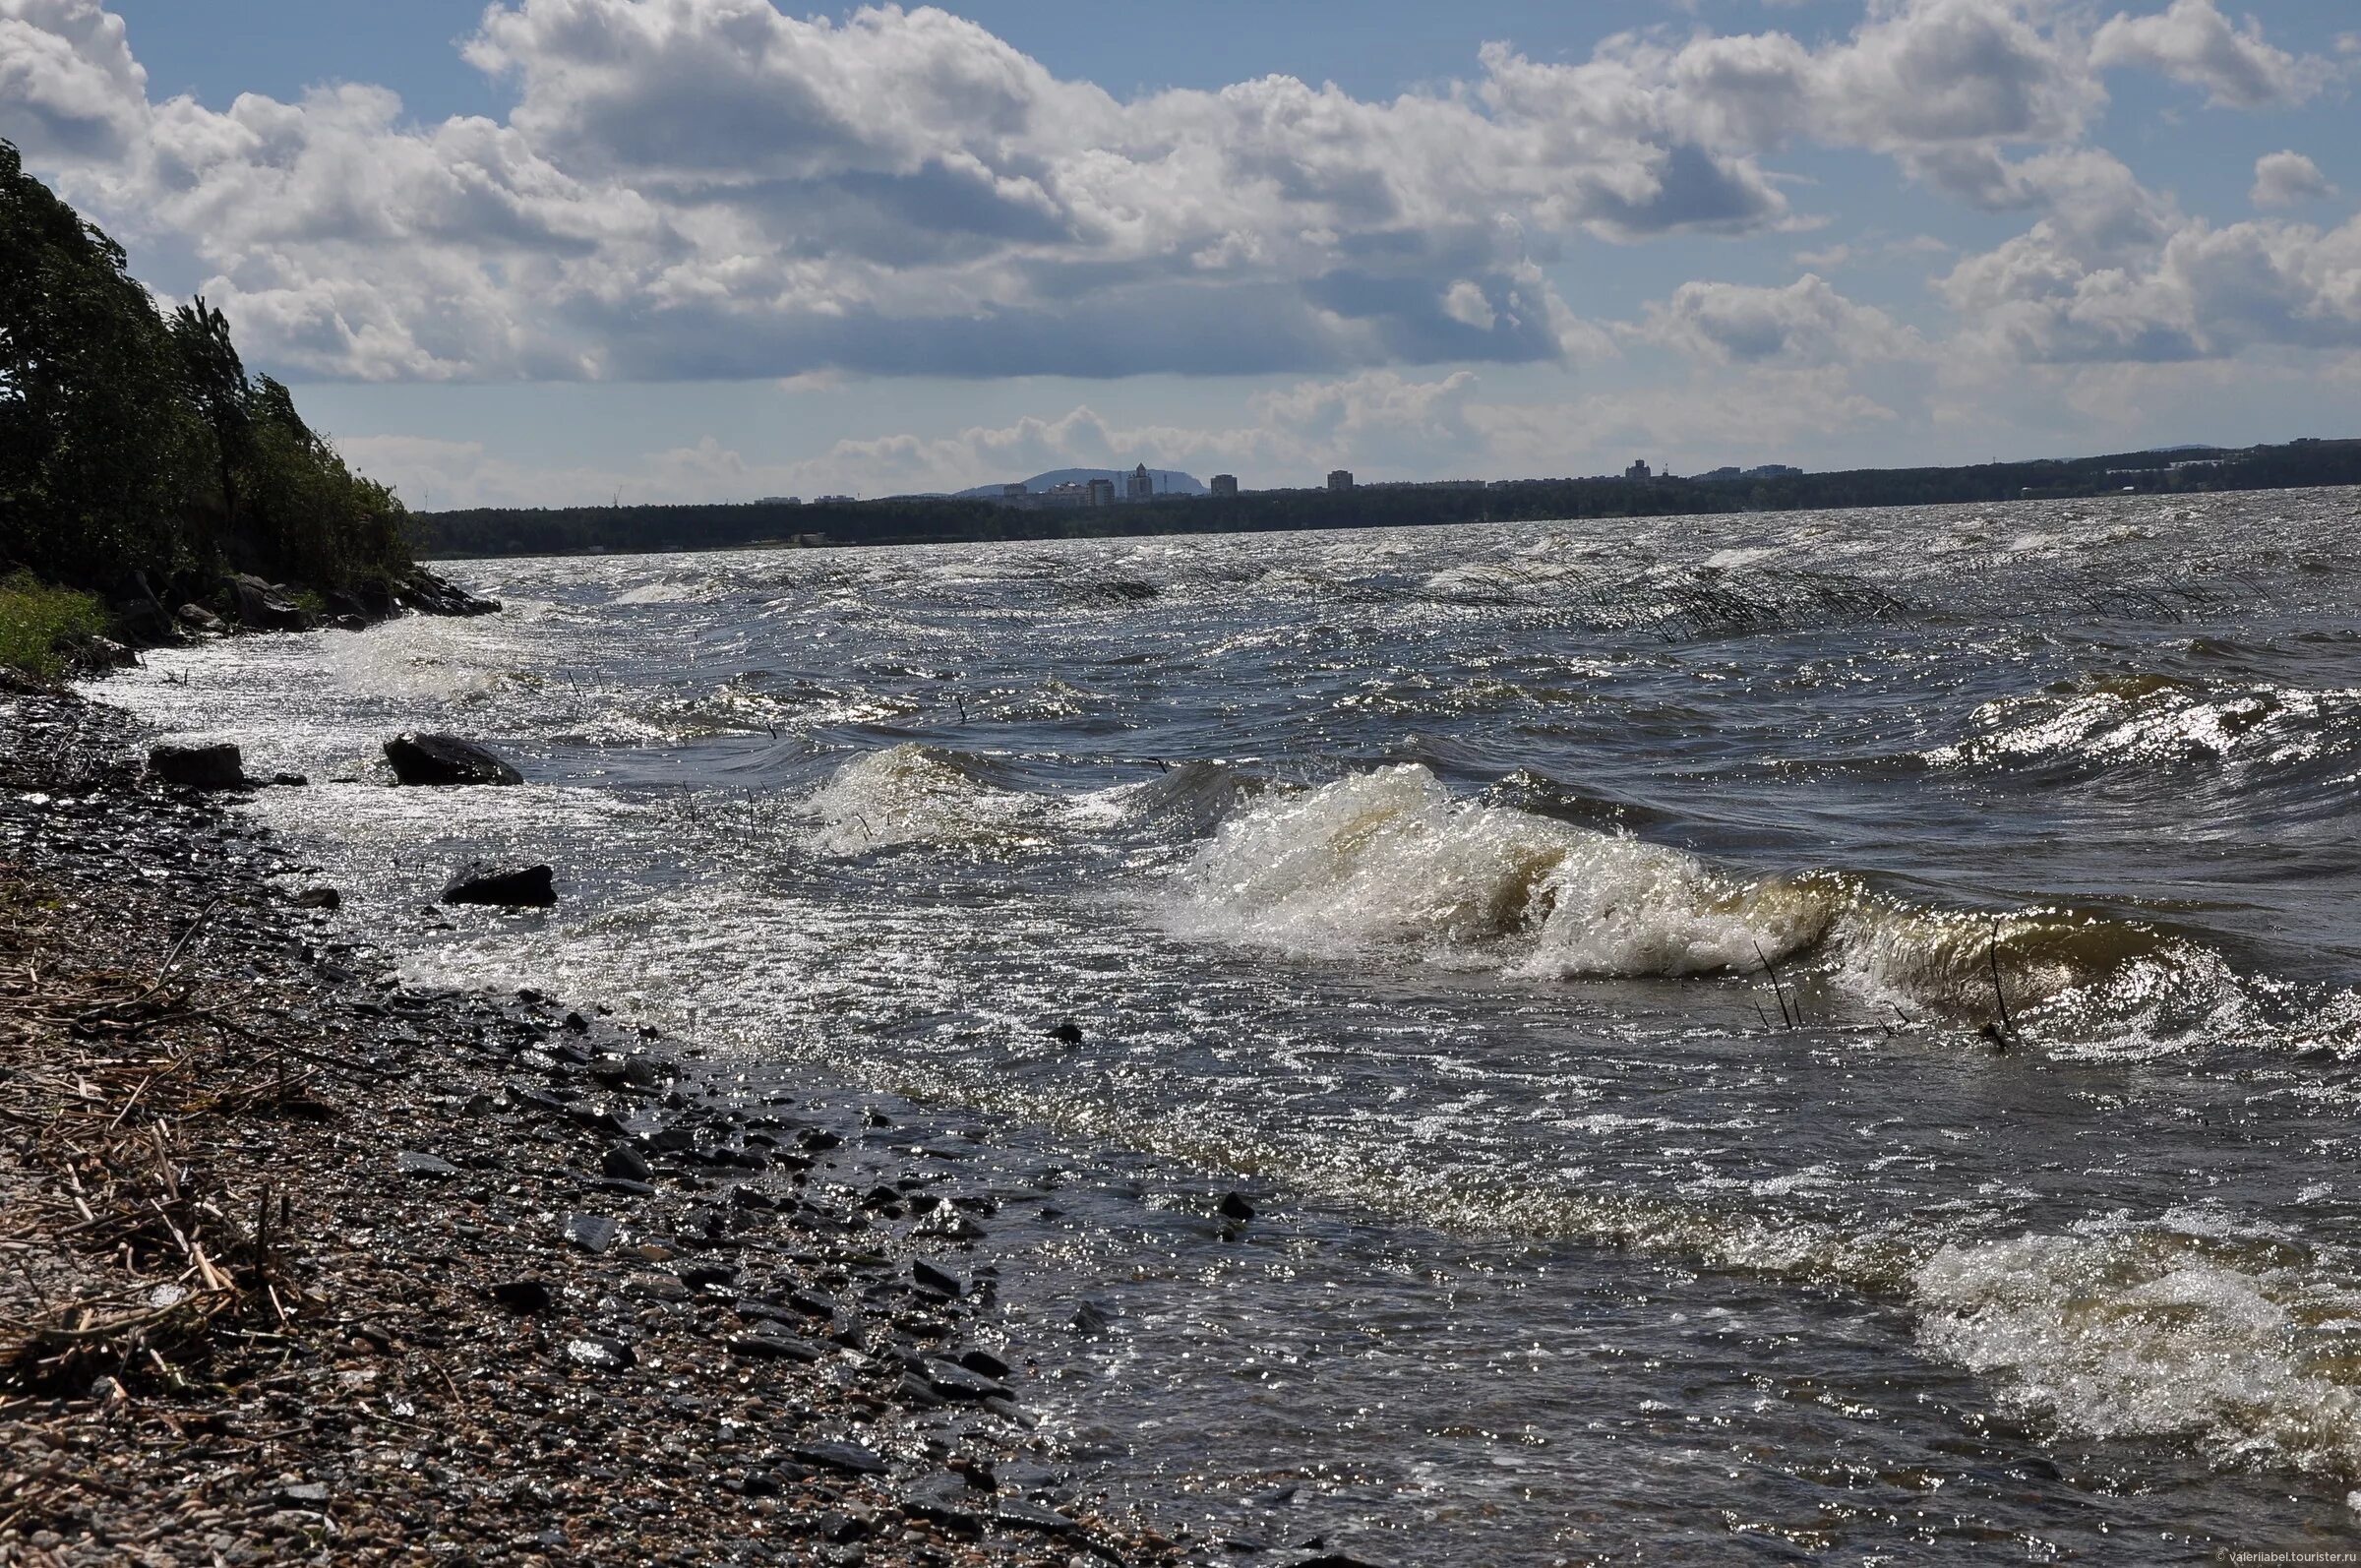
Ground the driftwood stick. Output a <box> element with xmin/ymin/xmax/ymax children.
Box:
<box><xmin>1753</xmin><ymin>942</ymin><xmax>1795</xmax><ymax>1030</ymax></box>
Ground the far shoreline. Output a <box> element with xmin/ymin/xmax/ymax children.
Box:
<box><xmin>408</xmin><ymin>446</ymin><xmax>2361</xmax><ymax>563</ymax></box>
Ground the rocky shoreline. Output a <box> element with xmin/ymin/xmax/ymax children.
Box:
<box><xmin>0</xmin><ymin>687</ymin><xmax>1218</xmax><ymax>1567</ymax></box>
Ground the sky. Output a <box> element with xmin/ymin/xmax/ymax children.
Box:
<box><xmin>4</xmin><ymin>1</ymin><xmax>2358</xmax><ymax>508</ymax></box>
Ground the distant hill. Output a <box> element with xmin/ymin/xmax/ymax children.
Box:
<box><xmin>955</xmin><ymin>467</ymin><xmax>1206</xmax><ymax>498</ymax></box>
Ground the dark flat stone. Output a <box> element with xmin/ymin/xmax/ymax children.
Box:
<box><xmin>995</xmin><ymin>1497</ymin><xmax>1077</xmax><ymax>1537</ymax></box>
<box><xmin>957</xmin><ymin>1348</ymin><xmax>1010</xmax><ymax>1380</ymax></box>
<box><xmin>900</xmin><ymin>1478</ymin><xmax>985</xmax><ymax>1538</ymax></box>
<box><xmin>789</xmin><ymin>1441</ymin><xmax>887</xmax><ymax>1477</ymax></box>
<box><xmin>442</xmin><ymin>863</ymin><xmax>555</xmax><ymax>908</ymax></box>
<box><xmin>926</xmin><ymin>1359</ymin><xmax>1012</xmax><ymax>1402</ymax></box>
<box><xmin>563</xmin><ymin>1335</ymin><xmax>636</xmax><ymax>1372</ymax></box>
<box><xmin>563</xmin><ymin>1213</ymin><xmax>619</xmax><ymax>1254</ymax></box>
<box><xmin>897</xmin><ymin>1373</ymin><xmax>947</xmax><ymax>1409</ymax></box>
<box><xmin>730</xmin><ymin>1331</ymin><xmax>822</xmax><ymax>1363</ymax></box>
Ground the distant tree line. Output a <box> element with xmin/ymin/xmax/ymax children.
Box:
<box><xmin>414</xmin><ymin>440</ymin><xmax>2361</xmax><ymax>562</ymax></box>
<box><xmin>0</xmin><ymin>139</ymin><xmax>412</xmax><ymax>602</ymax></box>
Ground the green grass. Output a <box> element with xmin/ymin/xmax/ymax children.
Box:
<box><xmin>0</xmin><ymin>572</ymin><xmax>108</xmax><ymax>682</ymax></box>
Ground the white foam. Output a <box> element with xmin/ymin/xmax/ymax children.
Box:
<box><xmin>1929</xmin><ymin>678</ymin><xmax>2359</xmax><ymax>775</ymax></box>
<box><xmin>804</xmin><ymin>744</ymin><xmax>1043</xmax><ymax>856</ymax></box>
<box><xmin>1913</xmin><ymin>1217</ymin><xmax>2361</xmax><ymax>1475</ymax></box>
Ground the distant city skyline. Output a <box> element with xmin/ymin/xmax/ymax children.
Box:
<box><xmin>4</xmin><ymin>0</ymin><xmax>2356</xmax><ymax>509</ymax></box>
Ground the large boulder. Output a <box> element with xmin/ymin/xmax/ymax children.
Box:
<box><xmin>442</xmin><ymin>863</ymin><xmax>556</xmax><ymax>908</ymax></box>
<box><xmin>109</xmin><ymin>599</ymin><xmax>175</xmax><ymax>648</ymax></box>
<box><xmin>148</xmin><ymin>741</ymin><xmax>246</xmax><ymax>791</ymax></box>
<box><xmin>384</xmin><ymin>733</ymin><xmax>523</xmax><ymax>787</ymax></box>
<box><xmin>222</xmin><ymin>573</ymin><xmax>313</xmax><ymax>633</ymax></box>
<box><xmin>352</xmin><ymin>577</ymin><xmax>398</xmax><ymax>620</ymax></box>
<box><xmin>176</xmin><ymin>603</ymin><xmax>226</xmax><ymax>634</ymax></box>
<box><xmin>107</xmin><ymin>573</ymin><xmax>177</xmax><ymax>648</ymax></box>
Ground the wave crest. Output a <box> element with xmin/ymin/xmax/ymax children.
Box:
<box><xmin>1169</xmin><ymin>764</ymin><xmax>1832</xmax><ymax>976</ymax></box>
<box><xmin>1166</xmin><ymin>764</ymin><xmax>2190</xmax><ymax>1022</ymax></box>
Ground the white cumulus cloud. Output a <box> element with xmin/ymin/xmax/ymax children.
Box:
<box><xmin>0</xmin><ymin>0</ymin><xmax>2346</xmax><ymax>404</ymax></box>
<box><xmin>2091</xmin><ymin>0</ymin><xmax>2333</xmax><ymax>108</ymax></box>
<box><xmin>2251</xmin><ymin>150</ymin><xmax>2334</xmax><ymax>211</ymax></box>
<box><xmin>1637</xmin><ymin>273</ymin><xmax>1921</xmax><ymax>365</ymax></box>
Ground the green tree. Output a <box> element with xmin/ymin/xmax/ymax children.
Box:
<box><xmin>0</xmin><ymin>139</ymin><xmax>198</xmax><ymax>586</ymax></box>
<box><xmin>168</xmin><ymin>295</ymin><xmax>251</xmax><ymax>538</ymax></box>
<box><xmin>0</xmin><ymin>137</ymin><xmax>413</xmax><ymax>606</ymax></box>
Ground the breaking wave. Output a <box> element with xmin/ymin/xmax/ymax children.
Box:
<box><xmin>1161</xmin><ymin>763</ymin><xmax>2200</xmax><ymax>1024</ymax></box>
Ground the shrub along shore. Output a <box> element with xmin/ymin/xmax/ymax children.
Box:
<box><xmin>0</xmin><ymin>683</ymin><xmax>1213</xmax><ymax>1568</ymax></box>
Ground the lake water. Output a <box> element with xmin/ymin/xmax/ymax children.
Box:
<box><xmin>103</xmin><ymin>488</ymin><xmax>2361</xmax><ymax>1562</ymax></box>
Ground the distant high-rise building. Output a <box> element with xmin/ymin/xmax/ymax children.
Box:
<box><xmin>1126</xmin><ymin>462</ymin><xmax>1154</xmax><ymax>501</ymax></box>
<box><xmin>1001</xmin><ymin>482</ymin><xmax>1028</xmax><ymax>501</ymax></box>
<box><xmin>1625</xmin><ymin>459</ymin><xmax>1652</xmax><ymax>480</ymax></box>
<box><xmin>1210</xmin><ymin>473</ymin><xmax>1239</xmax><ymax>497</ymax></box>
<box><xmin>1086</xmin><ymin>477</ymin><xmax>1116</xmax><ymax>507</ymax></box>
<box><xmin>1327</xmin><ymin>468</ymin><xmax>1355</xmax><ymax>491</ymax></box>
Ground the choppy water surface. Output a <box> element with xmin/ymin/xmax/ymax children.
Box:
<box><xmin>105</xmin><ymin>491</ymin><xmax>2361</xmax><ymax>1561</ymax></box>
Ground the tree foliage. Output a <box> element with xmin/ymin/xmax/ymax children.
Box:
<box><xmin>0</xmin><ymin>139</ymin><xmax>412</xmax><ymax>595</ymax></box>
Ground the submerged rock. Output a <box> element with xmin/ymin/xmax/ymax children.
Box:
<box><xmin>395</xmin><ymin>568</ymin><xmax>503</xmax><ymax>618</ymax></box>
<box><xmin>384</xmin><ymin>732</ymin><xmax>523</xmax><ymax>787</ymax></box>
<box><xmin>147</xmin><ymin>741</ymin><xmax>246</xmax><ymax>791</ymax></box>
<box><xmin>442</xmin><ymin>863</ymin><xmax>556</xmax><ymax>908</ymax></box>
